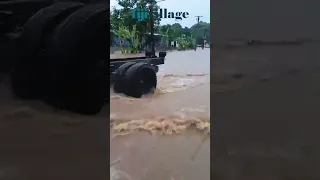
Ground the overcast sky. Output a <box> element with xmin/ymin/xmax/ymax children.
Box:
<box><xmin>110</xmin><ymin>0</ymin><xmax>210</xmax><ymax>28</ymax></box>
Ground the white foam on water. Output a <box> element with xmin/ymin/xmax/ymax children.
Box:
<box><xmin>110</xmin><ymin>114</ymin><xmax>210</xmax><ymax>136</ymax></box>
<box><xmin>110</xmin><ymin>73</ymin><xmax>209</xmax><ymax>101</ymax></box>
<box><xmin>110</xmin><ymin>167</ymin><xmax>132</xmax><ymax>180</ymax></box>
<box><xmin>110</xmin><ymin>73</ymin><xmax>210</xmax><ymax>136</ymax></box>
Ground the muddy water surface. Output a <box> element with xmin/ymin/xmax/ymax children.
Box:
<box><xmin>110</xmin><ymin>48</ymin><xmax>210</xmax><ymax>180</ymax></box>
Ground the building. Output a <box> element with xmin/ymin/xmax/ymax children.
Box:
<box><xmin>110</xmin><ymin>30</ymin><xmax>130</xmax><ymax>47</ymax></box>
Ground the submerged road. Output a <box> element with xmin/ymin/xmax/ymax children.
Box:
<box><xmin>110</xmin><ymin>48</ymin><xmax>210</xmax><ymax>180</ymax></box>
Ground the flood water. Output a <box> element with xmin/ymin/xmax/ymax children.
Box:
<box><xmin>110</xmin><ymin>48</ymin><xmax>210</xmax><ymax>180</ymax></box>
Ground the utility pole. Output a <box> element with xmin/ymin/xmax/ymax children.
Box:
<box><xmin>195</xmin><ymin>16</ymin><xmax>205</xmax><ymax>49</ymax></box>
<box><xmin>147</xmin><ymin>0</ymin><xmax>165</xmax><ymax>57</ymax></box>
<box><xmin>195</xmin><ymin>16</ymin><xmax>203</xmax><ymax>24</ymax></box>
<box><xmin>148</xmin><ymin>1</ymin><xmax>155</xmax><ymax>57</ymax></box>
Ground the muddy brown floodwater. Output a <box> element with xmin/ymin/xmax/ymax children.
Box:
<box><xmin>110</xmin><ymin>48</ymin><xmax>210</xmax><ymax>180</ymax></box>
<box><xmin>212</xmin><ymin>44</ymin><xmax>320</xmax><ymax>179</ymax></box>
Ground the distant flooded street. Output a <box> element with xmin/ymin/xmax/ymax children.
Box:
<box><xmin>110</xmin><ymin>48</ymin><xmax>210</xmax><ymax>180</ymax></box>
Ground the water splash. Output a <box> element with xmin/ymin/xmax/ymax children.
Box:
<box><xmin>110</xmin><ymin>167</ymin><xmax>132</xmax><ymax>180</ymax></box>
<box><xmin>110</xmin><ymin>115</ymin><xmax>210</xmax><ymax>136</ymax></box>
<box><xmin>110</xmin><ymin>73</ymin><xmax>209</xmax><ymax>100</ymax></box>
<box><xmin>161</xmin><ymin>73</ymin><xmax>210</xmax><ymax>78</ymax></box>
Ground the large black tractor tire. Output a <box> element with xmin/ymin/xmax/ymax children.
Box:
<box><xmin>44</xmin><ymin>3</ymin><xmax>109</xmax><ymax>115</ymax></box>
<box><xmin>122</xmin><ymin>62</ymin><xmax>157</xmax><ymax>98</ymax></box>
<box><xmin>113</xmin><ymin>62</ymin><xmax>136</xmax><ymax>93</ymax></box>
<box><xmin>0</xmin><ymin>0</ymin><xmax>54</xmax><ymax>32</ymax></box>
<box><xmin>11</xmin><ymin>2</ymin><xmax>84</xmax><ymax>99</ymax></box>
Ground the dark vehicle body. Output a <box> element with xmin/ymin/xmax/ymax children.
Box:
<box><xmin>0</xmin><ymin>0</ymin><xmax>166</xmax><ymax>115</ymax></box>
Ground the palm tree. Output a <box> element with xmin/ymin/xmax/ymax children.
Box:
<box><xmin>160</xmin><ymin>26</ymin><xmax>173</xmax><ymax>50</ymax></box>
<box><xmin>176</xmin><ymin>34</ymin><xmax>196</xmax><ymax>50</ymax></box>
<box><xmin>113</xmin><ymin>25</ymin><xmax>140</xmax><ymax>54</ymax></box>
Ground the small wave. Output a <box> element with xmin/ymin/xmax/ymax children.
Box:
<box><xmin>109</xmin><ymin>73</ymin><xmax>209</xmax><ymax>100</ymax></box>
<box><xmin>110</xmin><ymin>88</ymin><xmax>166</xmax><ymax>100</ymax></box>
<box><xmin>110</xmin><ymin>115</ymin><xmax>210</xmax><ymax>136</ymax></box>
<box><xmin>110</xmin><ymin>167</ymin><xmax>131</xmax><ymax>180</ymax></box>
<box><xmin>156</xmin><ymin>86</ymin><xmax>187</xmax><ymax>94</ymax></box>
<box><xmin>157</xmin><ymin>75</ymin><xmax>208</xmax><ymax>94</ymax></box>
<box><xmin>110</xmin><ymin>81</ymin><xmax>207</xmax><ymax>101</ymax></box>
<box><xmin>158</xmin><ymin>82</ymin><xmax>207</xmax><ymax>93</ymax></box>
<box><xmin>110</xmin><ymin>95</ymin><xmax>138</xmax><ymax>101</ymax></box>
<box><xmin>162</xmin><ymin>73</ymin><xmax>210</xmax><ymax>78</ymax></box>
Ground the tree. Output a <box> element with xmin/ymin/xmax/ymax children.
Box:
<box><xmin>171</xmin><ymin>23</ymin><xmax>183</xmax><ymax>38</ymax></box>
<box><xmin>183</xmin><ymin>27</ymin><xmax>191</xmax><ymax>37</ymax></box>
<box><xmin>113</xmin><ymin>25</ymin><xmax>140</xmax><ymax>54</ymax></box>
<box><xmin>176</xmin><ymin>34</ymin><xmax>195</xmax><ymax>50</ymax></box>
<box><xmin>162</xmin><ymin>27</ymin><xmax>172</xmax><ymax>48</ymax></box>
<box><xmin>159</xmin><ymin>24</ymin><xmax>174</xmax><ymax>48</ymax></box>
<box><xmin>158</xmin><ymin>21</ymin><xmax>210</xmax><ymax>50</ymax></box>
<box><xmin>110</xmin><ymin>0</ymin><xmax>161</xmax><ymax>43</ymax></box>
<box><xmin>110</xmin><ymin>0</ymin><xmax>210</xmax><ymax>51</ymax></box>
<box><xmin>190</xmin><ymin>21</ymin><xmax>210</xmax><ymax>44</ymax></box>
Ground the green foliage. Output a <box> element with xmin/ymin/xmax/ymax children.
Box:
<box><xmin>159</xmin><ymin>25</ymin><xmax>174</xmax><ymax>48</ymax></box>
<box><xmin>158</xmin><ymin>21</ymin><xmax>210</xmax><ymax>50</ymax></box>
<box><xmin>110</xmin><ymin>0</ymin><xmax>210</xmax><ymax>53</ymax></box>
<box><xmin>176</xmin><ymin>34</ymin><xmax>195</xmax><ymax>50</ymax></box>
<box><xmin>114</xmin><ymin>25</ymin><xmax>140</xmax><ymax>54</ymax></box>
<box><xmin>110</xmin><ymin>0</ymin><xmax>161</xmax><ymax>43</ymax></box>
<box><xmin>190</xmin><ymin>21</ymin><xmax>210</xmax><ymax>44</ymax></box>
